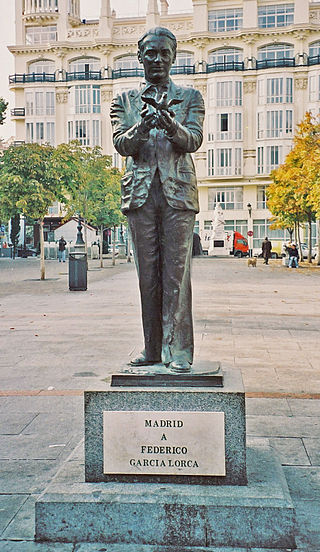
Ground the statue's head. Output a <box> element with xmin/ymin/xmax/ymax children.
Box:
<box><xmin>138</xmin><ymin>27</ymin><xmax>177</xmax><ymax>84</ymax></box>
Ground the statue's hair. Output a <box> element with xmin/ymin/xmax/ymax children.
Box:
<box><xmin>138</xmin><ymin>27</ymin><xmax>177</xmax><ymax>55</ymax></box>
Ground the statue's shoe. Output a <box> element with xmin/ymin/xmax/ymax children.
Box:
<box><xmin>130</xmin><ymin>354</ymin><xmax>161</xmax><ymax>367</ymax></box>
<box><xmin>169</xmin><ymin>360</ymin><xmax>192</xmax><ymax>373</ymax></box>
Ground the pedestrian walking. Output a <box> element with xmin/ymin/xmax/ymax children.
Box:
<box><xmin>58</xmin><ymin>236</ymin><xmax>67</xmax><ymax>262</ymax></box>
<box><xmin>261</xmin><ymin>237</ymin><xmax>272</xmax><ymax>264</ymax></box>
<box><xmin>288</xmin><ymin>243</ymin><xmax>299</xmax><ymax>268</ymax></box>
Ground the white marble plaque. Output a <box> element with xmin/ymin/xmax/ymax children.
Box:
<box><xmin>103</xmin><ymin>410</ymin><xmax>225</xmax><ymax>476</ymax></box>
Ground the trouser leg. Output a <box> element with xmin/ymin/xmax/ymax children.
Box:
<box><xmin>127</xmin><ymin>195</ymin><xmax>162</xmax><ymax>361</ymax></box>
<box><xmin>160</xmin><ymin>205</ymin><xmax>195</xmax><ymax>365</ymax></box>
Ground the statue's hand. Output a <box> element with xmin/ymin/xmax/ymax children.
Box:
<box><xmin>139</xmin><ymin>103</ymin><xmax>157</xmax><ymax>134</ymax></box>
<box><xmin>157</xmin><ymin>109</ymin><xmax>177</xmax><ymax>137</ymax></box>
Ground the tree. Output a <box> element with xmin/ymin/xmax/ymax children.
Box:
<box><xmin>0</xmin><ymin>143</ymin><xmax>66</xmax><ymax>279</ymax></box>
<box><xmin>268</xmin><ymin>112</ymin><xmax>320</xmax><ymax>263</ymax></box>
<box><xmin>54</xmin><ymin>141</ymin><xmax>123</xmax><ymax>266</ymax></box>
<box><xmin>0</xmin><ymin>97</ymin><xmax>8</xmax><ymax>127</ymax></box>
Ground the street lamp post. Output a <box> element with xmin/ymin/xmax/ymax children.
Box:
<box><xmin>247</xmin><ymin>203</ymin><xmax>253</xmax><ymax>258</ymax></box>
<box><xmin>75</xmin><ymin>215</ymin><xmax>85</xmax><ymax>252</ymax></box>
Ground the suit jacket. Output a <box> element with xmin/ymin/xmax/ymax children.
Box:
<box><xmin>110</xmin><ymin>79</ymin><xmax>205</xmax><ymax>214</ymax></box>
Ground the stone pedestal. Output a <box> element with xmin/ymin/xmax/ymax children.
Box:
<box><xmin>35</xmin><ymin>368</ymin><xmax>296</xmax><ymax>549</ymax></box>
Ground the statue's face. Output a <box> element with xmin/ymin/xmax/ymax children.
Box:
<box><xmin>138</xmin><ymin>35</ymin><xmax>176</xmax><ymax>84</ymax></box>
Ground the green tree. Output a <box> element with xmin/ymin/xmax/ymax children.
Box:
<box><xmin>0</xmin><ymin>97</ymin><xmax>8</xmax><ymax>126</ymax></box>
<box><xmin>54</xmin><ymin>141</ymin><xmax>124</xmax><ymax>266</ymax></box>
<box><xmin>0</xmin><ymin>143</ymin><xmax>67</xmax><ymax>279</ymax></box>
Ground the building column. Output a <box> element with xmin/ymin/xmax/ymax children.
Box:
<box><xmin>15</xmin><ymin>0</ymin><xmax>24</xmax><ymax>43</ymax></box>
<box><xmin>55</xmin><ymin>87</ymin><xmax>69</xmax><ymax>144</ymax></box>
<box><xmin>99</xmin><ymin>0</ymin><xmax>112</xmax><ymax>39</ymax></box>
<box><xmin>243</xmin><ymin>77</ymin><xmax>257</xmax><ymax>177</ymax></box>
<box><xmin>57</xmin><ymin>0</ymin><xmax>68</xmax><ymax>41</ymax></box>
<box><xmin>294</xmin><ymin>0</ymin><xmax>309</xmax><ymax>25</ymax></box>
<box><xmin>146</xmin><ymin>0</ymin><xmax>160</xmax><ymax>29</ymax></box>
<box><xmin>192</xmin><ymin>0</ymin><xmax>208</xmax><ymax>33</ymax></box>
<box><xmin>243</xmin><ymin>0</ymin><xmax>257</xmax><ymax>29</ymax></box>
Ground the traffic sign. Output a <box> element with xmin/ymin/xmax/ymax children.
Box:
<box><xmin>247</xmin><ymin>231</ymin><xmax>253</xmax><ymax>237</ymax></box>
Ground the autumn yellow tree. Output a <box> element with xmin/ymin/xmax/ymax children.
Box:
<box><xmin>268</xmin><ymin>112</ymin><xmax>320</xmax><ymax>264</ymax></box>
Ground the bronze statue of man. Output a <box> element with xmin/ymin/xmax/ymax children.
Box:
<box><xmin>110</xmin><ymin>27</ymin><xmax>205</xmax><ymax>373</ymax></box>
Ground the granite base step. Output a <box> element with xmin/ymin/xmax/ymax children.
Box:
<box><xmin>35</xmin><ymin>438</ymin><xmax>295</xmax><ymax>549</ymax></box>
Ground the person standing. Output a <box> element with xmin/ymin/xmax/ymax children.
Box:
<box><xmin>261</xmin><ymin>237</ymin><xmax>272</xmax><ymax>264</ymax></box>
<box><xmin>58</xmin><ymin>236</ymin><xmax>67</xmax><ymax>263</ymax></box>
<box><xmin>110</xmin><ymin>27</ymin><xmax>205</xmax><ymax>373</ymax></box>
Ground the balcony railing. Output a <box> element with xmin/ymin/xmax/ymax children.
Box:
<box><xmin>206</xmin><ymin>61</ymin><xmax>244</xmax><ymax>73</ymax></box>
<box><xmin>111</xmin><ymin>68</ymin><xmax>144</xmax><ymax>79</ymax></box>
<box><xmin>171</xmin><ymin>65</ymin><xmax>196</xmax><ymax>75</ymax></box>
<box><xmin>9</xmin><ymin>53</ymin><xmax>320</xmax><ymax>87</ymax></box>
<box><xmin>9</xmin><ymin>73</ymin><xmax>56</xmax><ymax>84</ymax></box>
<box><xmin>66</xmin><ymin>70</ymin><xmax>102</xmax><ymax>81</ymax></box>
<box><xmin>256</xmin><ymin>57</ymin><xmax>295</xmax><ymax>69</ymax></box>
<box><xmin>23</xmin><ymin>0</ymin><xmax>59</xmax><ymax>15</ymax></box>
<box><xmin>308</xmin><ymin>54</ymin><xmax>320</xmax><ymax>66</ymax></box>
<box><xmin>11</xmin><ymin>108</ymin><xmax>26</xmax><ymax>117</ymax></box>
<box><xmin>13</xmin><ymin>141</ymin><xmax>25</xmax><ymax>147</ymax></box>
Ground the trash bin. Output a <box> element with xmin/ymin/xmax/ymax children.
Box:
<box><xmin>69</xmin><ymin>252</ymin><xmax>87</xmax><ymax>291</ymax></box>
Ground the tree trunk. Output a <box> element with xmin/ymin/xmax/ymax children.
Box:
<box><xmin>100</xmin><ymin>224</ymin><xmax>104</xmax><ymax>268</ymax></box>
<box><xmin>39</xmin><ymin>218</ymin><xmax>45</xmax><ymax>280</ymax></box>
<box><xmin>127</xmin><ymin>232</ymin><xmax>131</xmax><ymax>263</ymax></box>
<box><xmin>307</xmin><ymin>215</ymin><xmax>313</xmax><ymax>264</ymax></box>
<box><xmin>296</xmin><ymin>222</ymin><xmax>303</xmax><ymax>263</ymax></box>
<box><xmin>112</xmin><ymin>225</ymin><xmax>116</xmax><ymax>266</ymax></box>
<box><xmin>288</xmin><ymin>228</ymin><xmax>293</xmax><ymax>242</ymax></box>
<box><xmin>317</xmin><ymin>219</ymin><xmax>320</xmax><ymax>266</ymax></box>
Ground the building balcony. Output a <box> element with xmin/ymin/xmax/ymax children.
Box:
<box><xmin>23</xmin><ymin>0</ymin><xmax>59</xmax><ymax>22</ymax></box>
<box><xmin>11</xmin><ymin>108</ymin><xmax>25</xmax><ymax>118</ymax></box>
<box><xmin>206</xmin><ymin>61</ymin><xmax>244</xmax><ymax>73</ymax></box>
<box><xmin>256</xmin><ymin>58</ymin><xmax>296</xmax><ymax>69</ymax></box>
<box><xmin>9</xmin><ymin>73</ymin><xmax>56</xmax><ymax>84</ymax></box>
<box><xmin>111</xmin><ymin>68</ymin><xmax>144</xmax><ymax>79</ymax></box>
<box><xmin>66</xmin><ymin>70</ymin><xmax>102</xmax><ymax>81</ymax></box>
<box><xmin>13</xmin><ymin>141</ymin><xmax>26</xmax><ymax>147</ymax></box>
<box><xmin>171</xmin><ymin>65</ymin><xmax>196</xmax><ymax>75</ymax></box>
<box><xmin>308</xmin><ymin>54</ymin><xmax>320</xmax><ymax>66</ymax></box>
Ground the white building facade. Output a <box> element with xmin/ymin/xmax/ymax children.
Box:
<box><xmin>9</xmin><ymin>0</ymin><xmax>320</xmax><ymax>252</ymax></box>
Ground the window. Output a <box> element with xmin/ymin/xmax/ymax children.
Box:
<box><xmin>257</xmin><ymin>147</ymin><xmax>264</xmax><ymax>174</ymax></box>
<box><xmin>257</xmin><ymin>186</ymin><xmax>267</xmax><ymax>209</ymax></box>
<box><xmin>25</xmin><ymin>25</ymin><xmax>57</xmax><ymax>44</ymax></box>
<box><xmin>258</xmin><ymin>4</ymin><xmax>294</xmax><ymax>28</ymax></box>
<box><xmin>217</xmin><ymin>81</ymin><xmax>233</xmax><ymax>106</ymax></box>
<box><xmin>253</xmin><ymin>219</ymin><xmax>288</xmax><ymax>249</ymax></box>
<box><xmin>75</xmin><ymin>120</ymin><xmax>90</xmax><ymax>145</ymax></box>
<box><xmin>267</xmin><ymin>78</ymin><xmax>283</xmax><ymax>103</ymax></box>
<box><xmin>217</xmin><ymin>148</ymin><xmax>232</xmax><ymax>175</ymax></box>
<box><xmin>267</xmin><ymin>111</ymin><xmax>283</xmax><ymax>137</ymax></box>
<box><xmin>25</xmin><ymin>89</ymin><xmax>55</xmax><ymax>116</ymax></box>
<box><xmin>235</xmin><ymin>113</ymin><xmax>242</xmax><ymax>140</ymax></box>
<box><xmin>235</xmin><ymin>81</ymin><xmax>242</xmax><ymax>106</ymax></box>
<box><xmin>26</xmin><ymin>122</ymin><xmax>34</xmax><ymax>143</ymax></box>
<box><xmin>217</xmin><ymin>113</ymin><xmax>232</xmax><ymax>140</ymax></box>
<box><xmin>208</xmin><ymin>114</ymin><xmax>214</xmax><ymax>142</ymax></box>
<box><xmin>46</xmin><ymin>122</ymin><xmax>55</xmax><ymax>146</ymax></box>
<box><xmin>266</xmin><ymin>145</ymin><xmax>282</xmax><ymax>173</ymax></box>
<box><xmin>26</xmin><ymin>92</ymin><xmax>34</xmax><ymax>116</ymax></box>
<box><xmin>69</xmin><ymin>57</ymin><xmax>100</xmax><ymax>73</ymax></box>
<box><xmin>46</xmin><ymin>91</ymin><xmax>55</xmax><ymax>115</ymax></box>
<box><xmin>68</xmin><ymin>119</ymin><xmax>101</xmax><ymax>146</ymax></box>
<box><xmin>286</xmin><ymin>110</ymin><xmax>293</xmax><ymax>134</ymax></box>
<box><xmin>257</xmin><ymin>112</ymin><xmax>263</xmax><ymax>138</ymax></box>
<box><xmin>309</xmin><ymin>75</ymin><xmax>317</xmax><ymax>101</ymax></box>
<box><xmin>28</xmin><ymin>60</ymin><xmax>55</xmax><ymax>74</ymax></box>
<box><xmin>208</xmin><ymin>187</ymin><xmax>243</xmax><ymax>210</ymax></box>
<box><xmin>208</xmin><ymin>9</ymin><xmax>243</xmax><ymax>33</ymax></box>
<box><xmin>258</xmin><ymin>44</ymin><xmax>294</xmax><ymax>61</ymax></box>
<box><xmin>114</xmin><ymin>55</ymin><xmax>140</xmax><ymax>71</ymax></box>
<box><xmin>208</xmin><ymin>48</ymin><xmax>243</xmax><ymax>65</ymax></box>
<box><xmin>92</xmin><ymin>120</ymin><xmax>101</xmax><ymax>147</ymax></box>
<box><xmin>35</xmin><ymin>92</ymin><xmax>44</xmax><ymax>115</ymax></box>
<box><xmin>172</xmin><ymin>51</ymin><xmax>194</xmax><ymax>71</ymax></box>
<box><xmin>75</xmin><ymin>85</ymin><xmax>101</xmax><ymax>114</ymax></box>
<box><xmin>36</xmin><ymin>122</ymin><xmax>44</xmax><ymax>143</ymax></box>
<box><xmin>309</xmin><ymin>41</ymin><xmax>320</xmax><ymax>58</ymax></box>
<box><xmin>286</xmin><ymin>78</ymin><xmax>293</xmax><ymax>103</ymax></box>
<box><xmin>208</xmin><ymin>149</ymin><xmax>214</xmax><ymax>176</ymax></box>
<box><xmin>234</xmin><ymin>148</ymin><xmax>242</xmax><ymax>175</ymax></box>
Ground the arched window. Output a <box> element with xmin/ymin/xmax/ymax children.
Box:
<box><xmin>171</xmin><ymin>51</ymin><xmax>194</xmax><ymax>75</ymax></box>
<box><xmin>28</xmin><ymin>60</ymin><xmax>55</xmax><ymax>73</ymax></box>
<box><xmin>258</xmin><ymin>44</ymin><xmax>294</xmax><ymax>61</ymax></box>
<box><xmin>114</xmin><ymin>56</ymin><xmax>140</xmax><ymax>71</ymax></box>
<box><xmin>309</xmin><ymin>41</ymin><xmax>320</xmax><ymax>57</ymax></box>
<box><xmin>69</xmin><ymin>57</ymin><xmax>100</xmax><ymax>72</ymax></box>
<box><xmin>209</xmin><ymin>48</ymin><xmax>243</xmax><ymax>65</ymax></box>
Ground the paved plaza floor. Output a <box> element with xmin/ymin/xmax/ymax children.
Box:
<box><xmin>0</xmin><ymin>255</ymin><xmax>319</xmax><ymax>551</ymax></box>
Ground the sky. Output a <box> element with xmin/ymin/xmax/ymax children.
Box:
<box><xmin>0</xmin><ymin>0</ymin><xmax>193</xmax><ymax>139</ymax></box>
